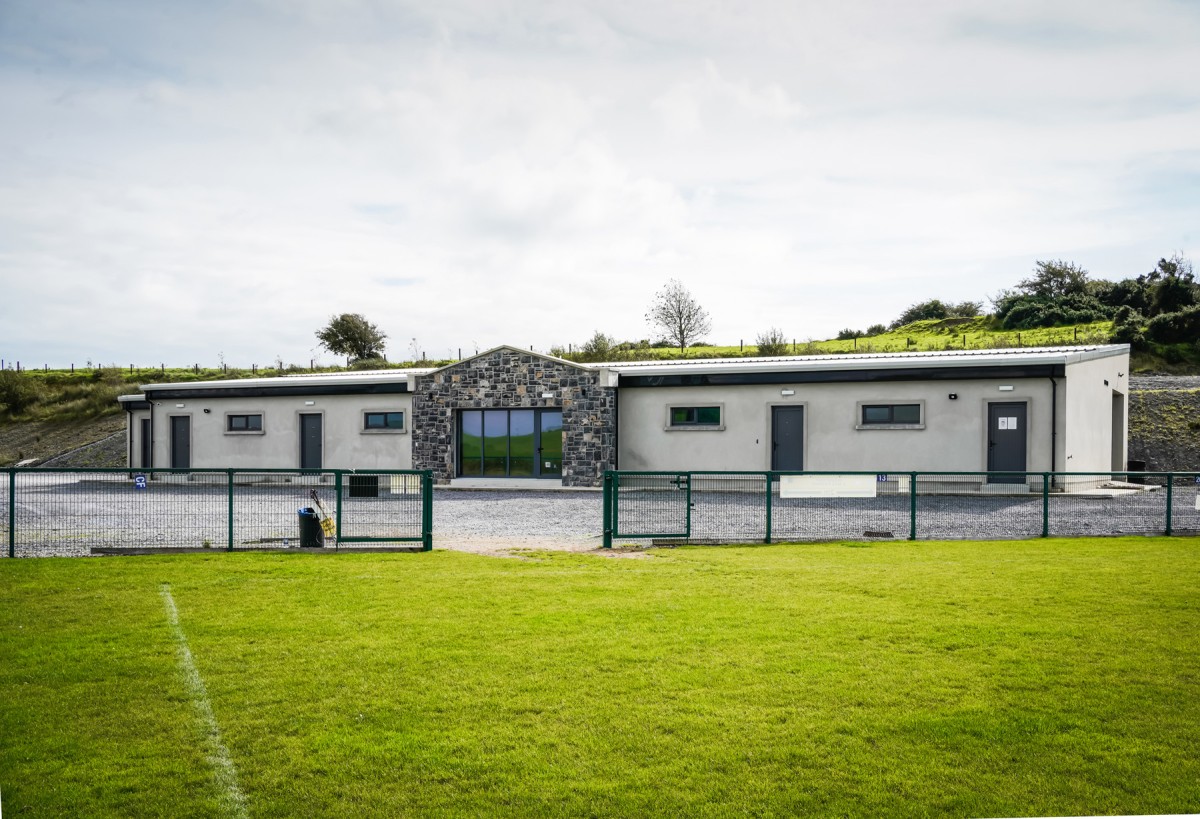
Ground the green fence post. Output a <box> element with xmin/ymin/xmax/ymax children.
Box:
<box><xmin>685</xmin><ymin>473</ymin><xmax>693</xmax><ymax>540</ymax></box>
<box><xmin>227</xmin><ymin>469</ymin><xmax>235</xmax><ymax>551</ymax></box>
<box><xmin>1042</xmin><ymin>473</ymin><xmax>1050</xmax><ymax>538</ymax></box>
<box><xmin>421</xmin><ymin>470</ymin><xmax>433</xmax><ymax>551</ymax></box>
<box><xmin>612</xmin><ymin>471</ymin><xmax>620</xmax><ymax>543</ymax></box>
<box><xmin>908</xmin><ymin>472</ymin><xmax>917</xmax><ymax>541</ymax></box>
<box><xmin>602</xmin><ymin>471</ymin><xmax>613</xmax><ymax>549</ymax></box>
<box><xmin>1166</xmin><ymin>473</ymin><xmax>1173</xmax><ymax>536</ymax></box>
<box><xmin>764</xmin><ymin>471</ymin><xmax>773</xmax><ymax>544</ymax></box>
<box><xmin>334</xmin><ymin>471</ymin><xmax>344</xmax><ymax>551</ymax></box>
<box><xmin>7</xmin><ymin>468</ymin><xmax>14</xmax><ymax>558</ymax></box>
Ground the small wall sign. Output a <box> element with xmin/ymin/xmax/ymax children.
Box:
<box><xmin>133</xmin><ymin>475</ymin><xmax>148</xmax><ymax>490</ymax></box>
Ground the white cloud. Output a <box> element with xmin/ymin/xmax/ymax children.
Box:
<box><xmin>1</xmin><ymin>0</ymin><xmax>1198</xmax><ymax>365</ymax></box>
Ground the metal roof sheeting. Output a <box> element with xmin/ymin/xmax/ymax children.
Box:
<box><xmin>593</xmin><ymin>344</ymin><xmax>1128</xmax><ymax>375</ymax></box>
<box><xmin>126</xmin><ymin>345</ymin><xmax>1128</xmax><ymax>394</ymax></box>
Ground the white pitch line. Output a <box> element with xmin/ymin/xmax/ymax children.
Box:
<box><xmin>160</xmin><ymin>584</ymin><xmax>249</xmax><ymax>819</ymax></box>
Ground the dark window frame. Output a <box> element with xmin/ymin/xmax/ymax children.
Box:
<box><xmin>226</xmin><ymin>413</ymin><xmax>263</xmax><ymax>433</ymax></box>
<box><xmin>363</xmin><ymin>411</ymin><xmax>405</xmax><ymax>431</ymax></box>
<box><xmin>667</xmin><ymin>405</ymin><xmax>723</xmax><ymax>429</ymax></box>
<box><xmin>857</xmin><ymin>402</ymin><xmax>923</xmax><ymax>429</ymax></box>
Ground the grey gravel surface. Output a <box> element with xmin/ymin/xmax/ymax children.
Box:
<box><xmin>4</xmin><ymin>479</ymin><xmax>1198</xmax><ymax>558</ymax></box>
<box><xmin>38</xmin><ymin>432</ymin><xmax>127</xmax><ymax>468</ymax></box>
<box><xmin>1130</xmin><ymin>376</ymin><xmax>1200</xmax><ymax>391</ymax></box>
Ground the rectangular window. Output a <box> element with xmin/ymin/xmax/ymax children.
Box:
<box><xmin>364</xmin><ymin>411</ymin><xmax>405</xmax><ymax>430</ymax></box>
<box><xmin>860</xmin><ymin>404</ymin><xmax>921</xmax><ymax>425</ymax></box>
<box><xmin>669</xmin><ymin>406</ymin><xmax>721</xmax><ymax>426</ymax></box>
<box><xmin>227</xmin><ymin>414</ymin><xmax>262</xmax><ymax>432</ymax></box>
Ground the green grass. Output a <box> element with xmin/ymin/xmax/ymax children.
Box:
<box><xmin>2</xmin><ymin>538</ymin><xmax>1198</xmax><ymax>817</ymax></box>
<box><xmin>624</xmin><ymin>318</ymin><xmax>1116</xmax><ymax>359</ymax></box>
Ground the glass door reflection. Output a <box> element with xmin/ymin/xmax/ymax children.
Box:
<box><xmin>458</xmin><ymin>408</ymin><xmax>564</xmax><ymax>479</ymax></box>
<box><xmin>538</xmin><ymin>411</ymin><xmax>563</xmax><ymax>477</ymax></box>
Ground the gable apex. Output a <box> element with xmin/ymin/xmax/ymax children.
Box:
<box><xmin>427</xmin><ymin>345</ymin><xmax>592</xmax><ymax>375</ymax></box>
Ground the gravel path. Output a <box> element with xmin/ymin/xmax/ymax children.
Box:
<box><xmin>1130</xmin><ymin>376</ymin><xmax>1200</xmax><ymax>391</ymax></box>
<box><xmin>2</xmin><ymin>480</ymin><xmax>1195</xmax><ymax>559</ymax></box>
<box><xmin>433</xmin><ymin>491</ymin><xmax>606</xmax><ymax>555</ymax></box>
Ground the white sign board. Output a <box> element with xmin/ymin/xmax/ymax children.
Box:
<box><xmin>997</xmin><ymin>417</ymin><xmax>1019</xmax><ymax>430</ymax></box>
<box><xmin>780</xmin><ymin>474</ymin><xmax>878</xmax><ymax>498</ymax></box>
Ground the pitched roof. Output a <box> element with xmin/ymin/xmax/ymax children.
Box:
<box><xmin>424</xmin><ymin>345</ymin><xmax>589</xmax><ymax>375</ymax></box>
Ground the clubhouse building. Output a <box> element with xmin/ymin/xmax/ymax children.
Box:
<box><xmin>119</xmin><ymin>344</ymin><xmax>1130</xmax><ymax>486</ymax></box>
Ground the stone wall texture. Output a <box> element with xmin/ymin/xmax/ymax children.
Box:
<box><xmin>411</xmin><ymin>348</ymin><xmax>616</xmax><ymax>486</ymax></box>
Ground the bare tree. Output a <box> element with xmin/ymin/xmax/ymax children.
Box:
<box><xmin>646</xmin><ymin>279</ymin><xmax>712</xmax><ymax>354</ymax></box>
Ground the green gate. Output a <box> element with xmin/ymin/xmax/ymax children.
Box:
<box><xmin>603</xmin><ymin>471</ymin><xmax>691</xmax><ymax>547</ymax></box>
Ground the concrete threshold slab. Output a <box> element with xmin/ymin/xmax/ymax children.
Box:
<box><xmin>445</xmin><ymin>478</ymin><xmax>599</xmax><ymax>492</ymax></box>
<box><xmin>979</xmin><ymin>484</ymin><xmax>1032</xmax><ymax>495</ymax></box>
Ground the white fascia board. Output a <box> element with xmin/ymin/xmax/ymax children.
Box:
<box><xmin>137</xmin><ymin>370</ymin><xmax>428</xmax><ymax>392</ymax></box>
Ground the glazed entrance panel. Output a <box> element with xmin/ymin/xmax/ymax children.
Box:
<box><xmin>458</xmin><ymin>408</ymin><xmax>564</xmax><ymax>478</ymax></box>
<box><xmin>539</xmin><ymin>412</ymin><xmax>563</xmax><ymax>477</ymax></box>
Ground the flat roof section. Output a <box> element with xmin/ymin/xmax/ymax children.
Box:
<box><xmin>597</xmin><ymin>344</ymin><xmax>1128</xmax><ymax>376</ymax></box>
<box><xmin>119</xmin><ymin>345</ymin><xmax>1128</xmax><ymax>398</ymax></box>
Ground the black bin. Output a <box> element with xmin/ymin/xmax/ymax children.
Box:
<box><xmin>348</xmin><ymin>475</ymin><xmax>379</xmax><ymax>498</ymax></box>
<box><xmin>298</xmin><ymin>507</ymin><xmax>324</xmax><ymax>547</ymax></box>
<box><xmin>1127</xmin><ymin>459</ymin><xmax>1146</xmax><ymax>484</ymax></box>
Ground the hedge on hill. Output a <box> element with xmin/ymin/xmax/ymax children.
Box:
<box><xmin>994</xmin><ymin>292</ymin><xmax>1112</xmax><ymax>330</ymax></box>
<box><xmin>1146</xmin><ymin>305</ymin><xmax>1200</xmax><ymax>344</ymax></box>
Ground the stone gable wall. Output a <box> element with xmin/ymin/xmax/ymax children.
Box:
<box><xmin>411</xmin><ymin>350</ymin><xmax>616</xmax><ymax>486</ymax></box>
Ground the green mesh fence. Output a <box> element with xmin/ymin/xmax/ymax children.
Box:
<box><xmin>603</xmin><ymin>471</ymin><xmax>1199</xmax><ymax>547</ymax></box>
<box><xmin>3</xmin><ymin>468</ymin><xmax>432</xmax><ymax>557</ymax></box>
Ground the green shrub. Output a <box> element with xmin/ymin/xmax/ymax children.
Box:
<box><xmin>578</xmin><ymin>332</ymin><xmax>620</xmax><ymax>363</ymax></box>
<box><xmin>1147</xmin><ymin>306</ymin><xmax>1200</xmax><ymax>344</ymax></box>
<box><xmin>755</xmin><ymin>328</ymin><xmax>790</xmax><ymax>356</ymax></box>
<box><xmin>0</xmin><ymin>371</ymin><xmax>44</xmax><ymax>415</ymax></box>
<box><xmin>995</xmin><ymin>293</ymin><xmax>1111</xmax><ymax>330</ymax></box>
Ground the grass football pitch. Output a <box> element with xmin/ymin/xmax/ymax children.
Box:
<box><xmin>1</xmin><ymin>537</ymin><xmax>1198</xmax><ymax>817</ymax></box>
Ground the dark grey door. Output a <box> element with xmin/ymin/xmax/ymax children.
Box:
<box><xmin>300</xmin><ymin>413</ymin><xmax>323</xmax><ymax>470</ymax></box>
<box><xmin>170</xmin><ymin>416</ymin><xmax>190</xmax><ymax>470</ymax></box>
<box><xmin>771</xmin><ymin>406</ymin><xmax>804</xmax><ymax>471</ymax></box>
<box><xmin>140</xmin><ymin>418</ymin><xmax>151</xmax><ymax>468</ymax></box>
<box><xmin>987</xmin><ymin>402</ymin><xmax>1027</xmax><ymax>483</ymax></box>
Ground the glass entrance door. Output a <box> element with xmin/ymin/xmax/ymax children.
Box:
<box><xmin>509</xmin><ymin>410</ymin><xmax>536</xmax><ymax>477</ymax></box>
<box><xmin>459</xmin><ymin>409</ymin><xmax>563</xmax><ymax>478</ymax></box>
<box><xmin>538</xmin><ymin>411</ymin><xmax>562</xmax><ymax>477</ymax></box>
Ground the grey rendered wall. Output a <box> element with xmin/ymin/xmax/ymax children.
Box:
<box><xmin>147</xmin><ymin>393</ymin><xmax>413</xmax><ymax>470</ymax></box>
<box><xmin>617</xmin><ymin>377</ymin><xmax>1056</xmax><ymax>473</ymax></box>
<box><xmin>1062</xmin><ymin>353</ymin><xmax>1129</xmax><ymax>473</ymax></box>
<box><xmin>127</xmin><ymin>408</ymin><xmax>151</xmax><ymax>468</ymax></box>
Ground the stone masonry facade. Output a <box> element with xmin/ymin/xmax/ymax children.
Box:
<box><xmin>411</xmin><ymin>348</ymin><xmax>616</xmax><ymax>486</ymax></box>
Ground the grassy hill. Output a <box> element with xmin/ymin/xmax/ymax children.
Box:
<box><xmin>609</xmin><ymin>318</ymin><xmax>1194</xmax><ymax>372</ymax></box>
<box><xmin>629</xmin><ymin>318</ymin><xmax>1114</xmax><ymax>358</ymax></box>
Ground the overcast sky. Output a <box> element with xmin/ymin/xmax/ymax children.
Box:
<box><xmin>2</xmin><ymin>1</ymin><xmax>1198</xmax><ymax>367</ymax></box>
